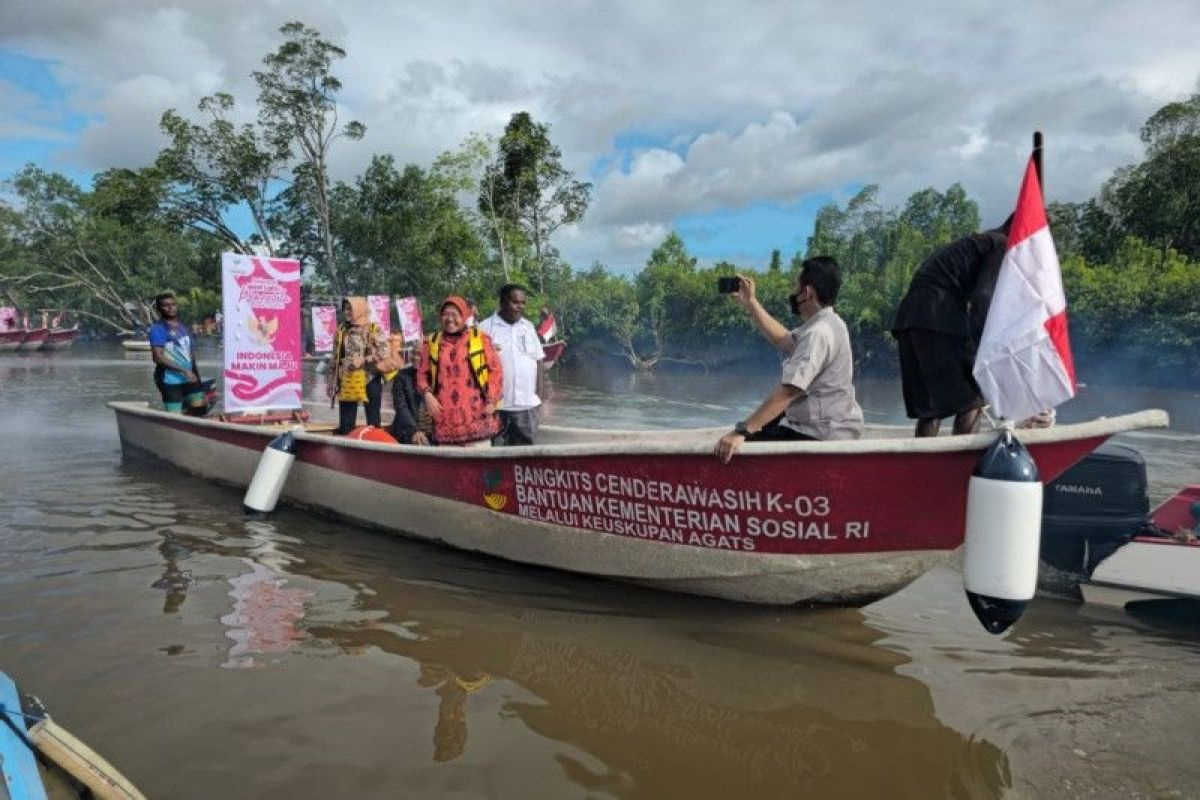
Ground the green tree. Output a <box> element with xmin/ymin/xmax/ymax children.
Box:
<box><xmin>254</xmin><ymin>21</ymin><xmax>366</xmax><ymax>294</ymax></box>
<box><xmin>802</xmin><ymin>183</ymin><xmax>980</xmax><ymax>369</ymax></box>
<box><xmin>554</xmin><ymin>263</ymin><xmax>642</xmax><ymax>367</ymax></box>
<box><xmin>1103</xmin><ymin>92</ymin><xmax>1200</xmax><ymax>259</ymax></box>
<box><xmin>330</xmin><ymin>155</ymin><xmax>488</xmax><ymax>297</ymax></box>
<box><xmin>3</xmin><ymin>165</ymin><xmax>213</xmax><ymax>333</ymax></box>
<box><xmin>487</xmin><ymin>112</ymin><xmax>591</xmax><ymax>293</ymax></box>
<box><xmin>768</xmin><ymin>249</ymin><xmax>782</xmax><ymax>272</ymax></box>
<box><xmin>435</xmin><ymin>133</ymin><xmax>530</xmax><ymax>282</ymax></box>
<box><xmin>156</xmin><ymin>92</ymin><xmax>282</xmax><ymax>254</ymax></box>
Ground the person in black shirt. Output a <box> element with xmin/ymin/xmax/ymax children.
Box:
<box><xmin>892</xmin><ymin>221</ymin><xmax>1010</xmax><ymax>437</ymax></box>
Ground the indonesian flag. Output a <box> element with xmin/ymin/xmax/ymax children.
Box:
<box><xmin>537</xmin><ymin>311</ymin><xmax>557</xmax><ymax>342</ymax></box>
<box><xmin>973</xmin><ymin>157</ymin><xmax>1076</xmax><ymax>421</ymax></box>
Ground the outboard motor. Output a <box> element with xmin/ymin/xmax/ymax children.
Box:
<box><xmin>1040</xmin><ymin>442</ymin><xmax>1149</xmax><ymax>581</ymax></box>
<box><xmin>964</xmin><ymin>430</ymin><xmax>1043</xmax><ymax>635</ymax></box>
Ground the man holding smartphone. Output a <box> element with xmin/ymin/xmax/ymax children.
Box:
<box><xmin>714</xmin><ymin>257</ymin><xmax>863</xmax><ymax>463</ymax></box>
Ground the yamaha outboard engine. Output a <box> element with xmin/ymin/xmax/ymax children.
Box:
<box><xmin>1040</xmin><ymin>442</ymin><xmax>1149</xmax><ymax>587</ymax></box>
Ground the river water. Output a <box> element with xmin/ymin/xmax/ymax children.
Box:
<box><xmin>2</xmin><ymin>344</ymin><xmax>1199</xmax><ymax>799</ymax></box>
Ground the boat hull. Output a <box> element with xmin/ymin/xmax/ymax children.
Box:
<box><xmin>1081</xmin><ymin>486</ymin><xmax>1200</xmax><ymax>607</ymax></box>
<box><xmin>16</xmin><ymin>328</ymin><xmax>49</xmax><ymax>351</ymax></box>
<box><xmin>0</xmin><ymin>331</ymin><xmax>24</xmax><ymax>351</ymax></box>
<box><xmin>1082</xmin><ymin>539</ymin><xmax>1200</xmax><ymax>606</ymax></box>
<box><xmin>40</xmin><ymin>328</ymin><xmax>78</xmax><ymax>350</ymax></box>
<box><xmin>543</xmin><ymin>340</ymin><xmax>566</xmax><ymax>367</ymax></box>
<box><xmin>121</xmin><ymin>339</ymin><xmax>151</xmax><ymax>352</ymax></box>
<box><xmin>110</xmin><ymin>402</ymin><xmax>1163</xmax><ymax>605</ymax></box>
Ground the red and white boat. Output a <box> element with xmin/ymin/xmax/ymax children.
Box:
<box><xmin>15</xmin><ymin>327</ymin><xmax>49</xmax><ymax>351</ymax></box>
<box><xmin>542</xmin><ymin>340</ymin><xmax>566</xmax><ymax>368</ymax></box>
<box><xmin>1038</xmin><ymin>443</ymin><xmax>1200</xmax><ymax>609</ymax></box>
<box><xmin>0</xmin><ymin>328</ymin><xmax>24</xmax><ymax>351</ymax></box>
<box><xmin>40</xmin><ymin>326</ymin><xmax>79</xmax><ymax>350</ymax></box>
<box><xmin>110</xmin><ymin>401</ymin><xmax>1166</xmax><ymax>605</ymax></box>
<box><xmin>1080</xmin><ymin>486</ymin><xmax>1200</xmax><ymax>608</ymax></box>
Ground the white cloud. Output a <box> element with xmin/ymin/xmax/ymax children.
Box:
<box><xmin>1</xmin><ymin>0</ymin><xmax>1199</xmax><ymax>270</ymax></box>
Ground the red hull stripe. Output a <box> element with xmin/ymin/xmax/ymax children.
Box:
<box><xmin>141</xmin><ymin>415</ymin><xmax>1107</xmax><ymax>557</ymax></box>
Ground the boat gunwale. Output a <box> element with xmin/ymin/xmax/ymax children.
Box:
<box><xmin>108</xmin><ymin>400</ymin><xmax>1169</xmax><ymax>460</ymax></box>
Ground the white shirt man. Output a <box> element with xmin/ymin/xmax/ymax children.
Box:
<box><xmin>479</xmin><ymin>285</ymin><xmax>546</xmax><ymax>445</ymax></box>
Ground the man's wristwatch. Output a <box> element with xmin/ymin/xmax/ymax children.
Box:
<box><xmin>733</xmin><ymin>420</ymin><xmax>750</xmax><ymax>437</ymax></box>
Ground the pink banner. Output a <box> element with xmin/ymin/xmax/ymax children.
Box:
<box><xmin>395</xmin><ymin>296</ymin><xmax>424</xmax><ymax>343</ymax></box>
<box><xmin>368</xmin><ymin>295</ymin><xmax>391</xmax><ymax>337</ymax></box>
<box><xmin>310</xmin><ymin>305</ymin><xmax>336</xmax><ymax>353</ymax></box>
<box><xmin>221</xmin><ymin>253</ymin><xmax>302</xmax><ymax>411</ymax></box>
<box><xmin>0</xmin><ymin>306</ymin><xmax>17</xmax><ymax>331</ymax></box>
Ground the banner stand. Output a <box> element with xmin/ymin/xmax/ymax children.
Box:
<box><xmin>221</xmin><ymin>253</ymin><xmax>304</xmax><ymax>417</ymax></box>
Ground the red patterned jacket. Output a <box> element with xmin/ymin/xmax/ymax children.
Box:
<box><xmin>416</xmin><ymin>329</ymin><xmax>503</xmax><ymax>444</ymax></box>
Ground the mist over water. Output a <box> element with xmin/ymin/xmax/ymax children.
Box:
<box><xmin>1</xmin><ymin>344</ymin><xmax>1199</xmax><ymax>798</ymax></box>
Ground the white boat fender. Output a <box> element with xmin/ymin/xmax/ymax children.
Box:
<box><xmin>964</xmin><ymin>428</ymin><xmax>1042</xmax><ymax>634</ymax></box>
<box><xmin>243</xmin><ymin>430</ymin><xmax>298</xmax><ymax>514</ymax></box>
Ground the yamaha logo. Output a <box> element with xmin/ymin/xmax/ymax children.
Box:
<box><xmin>1053</xmin><ymin>483</ymin><xmax>1103</xmax><ymax>496</ymax></box>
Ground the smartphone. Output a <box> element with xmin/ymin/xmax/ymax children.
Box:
<box><xmin>717</xmin><ymin>276</ymin><xmax>741</xmax><ymax>294</ymax></box>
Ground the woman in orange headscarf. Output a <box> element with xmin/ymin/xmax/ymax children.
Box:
<box><xmin>329</xmin><ymin>297</ymin><xmax>388</xmax><ymax>434</ymax></box>
<box><xmin>415</xmin><ymin>296</ymin><xmax>503</xmax><ymax>446</ymax></box>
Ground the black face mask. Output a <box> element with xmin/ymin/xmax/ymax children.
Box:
<box><xmin>788</xmin><ymin>293</ymin><xmax>802</xmax><ymax>316</ymax></box>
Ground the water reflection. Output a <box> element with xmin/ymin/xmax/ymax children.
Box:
<box><xmin>201</xmin><ymin>532</ymin><xmax>1012</xmax><ymax>797</ymax></box>
<box><xmin>220</xmin><ymin>559</ymin><xmax>311</xmax><ymax>668</ymax></box>
<box><xmin>148</xmin><ymin>520</ymin><xmax>311</xmax><ymax>665</ymax></box>
<box><xmin>151</xmin><ymin>532</ymin><xmax>193</xmax><ymax>613</ymax></box>
<box><xmin>4</xmin><ymin>345</ymin><xmax>1200</xmax><ymax>798</ymax></box>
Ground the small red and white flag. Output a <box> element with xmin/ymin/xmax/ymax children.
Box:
<box><xmin>973</xmin><ymin>157</ymin><xmax>1076</xmax><ymax>422</ymax></box>
<box><xmin>537</xmin><ymin>311</ymin><xmax>557</xmax><ymax>342</ymax></box>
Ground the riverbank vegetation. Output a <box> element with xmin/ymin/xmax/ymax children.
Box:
<box><xmin>1</xmin><ymin>22</ymin><xmax>1197</xmax><ymax>384</ymax></box>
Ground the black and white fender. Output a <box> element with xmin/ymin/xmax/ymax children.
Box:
<box><xmin>243</xmin><ymin>430</ymin><xmax>298</xmax><ymax>514</ymax></box>
<box><xmin>964</xmin><ymin>429</ymin><xmax>1042</xmax><ymax>634</ymax></box>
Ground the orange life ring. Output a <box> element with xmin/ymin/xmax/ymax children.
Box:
<box><xmin>345</xmin><ymin>425</ymin><xmax>398</xmax><ymax>444</ymax></box>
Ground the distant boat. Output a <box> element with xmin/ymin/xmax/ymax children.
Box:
<box><xmin>121</xmin><ymin>339</ymin><xmax>152</xmax><ymax>352</ymax></box>
<box><xmin>543</xmin><ymin>340</ymin><xmax>566</xmax><ymax>368</ymax></box>
<box><xmin>15</xmin><ymin>328</ymin><xmax>49</xmax><ymax>351</ymax></box>
<box><xmin>1041</xmin><ymin>444</ymin><xmax>1200</xmax><ymax>608</ymax></box>
<box><xmin>0</xmin><ymin>328</ymin><xmax>24</xmax><ymax>351</ymax></box>
<box><xmin>40</xmin><ymin>326</ymin><xmax>78</xmax><ymax>351</ymax></box>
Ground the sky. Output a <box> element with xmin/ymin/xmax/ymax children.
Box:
<box><xmin>2</xmin><ymin>0</ymin><xmax>1199</xmax><ymax>273</ymax></box>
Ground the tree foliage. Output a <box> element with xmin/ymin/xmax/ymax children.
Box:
<box><xmin>330</xmin><ymin>155</ymin><xmax>489</xmax><ymax>298</ymax></box>
<box><xmin>156</xmin><ymin>93</ymin><xmax>282</xmax><ymax>253</ymax></box>
<box><xmin>485</xmin><ymin>112</ymin><xmax>591</xmax><ymax>293</ymax></box>
<box><xmin>254</xmin><ymin>21</ymin><xmax>366</xmax><ymax>294</ymax></box>
<box><xmin>2</xmin><ymin>165</ymin><xmax>215</xmax><ymax>333</ymax></box>
<box><xmin>1102</xmin><ymin>91</ymin><xmax>1200</xmax><ymax>259</ymax></box>
<box><xmin>1</xmin><ymin>31</ymin><xmax>1198</xmax><ymax>385</ymax></box>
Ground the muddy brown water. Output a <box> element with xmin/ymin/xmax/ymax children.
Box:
<box><xmin>2</xmin><ymin>344</ymin><xmax>1199</xmax><ymax>798</ymax></box>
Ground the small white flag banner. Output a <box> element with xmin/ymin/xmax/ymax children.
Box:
<box><xmin>310</xmin><ymin>305</ymin><xmax>337</xmax><ymax>353</ymax></box>
<box><xmin>367</xmin><ymin>295</ymin><xmax>391</xmax><ymax>336</ymax></box>
<box><xmin>395</xmin><ymin>296</ymin><xmax>424</xmax><ymax>343</ymax></box>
